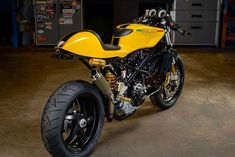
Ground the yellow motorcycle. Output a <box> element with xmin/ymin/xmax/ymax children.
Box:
<box><xmin>41</xmin><ymin>8</ymin><xmax>190</xmax><ymax>157</ymax></box>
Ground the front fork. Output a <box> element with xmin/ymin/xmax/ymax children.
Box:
<box><xmin>164</xmin><ymin>28</ymin><xmax>178</xmax><ymax>74</ymax></box>
<box><xmin>164</xmin><ymin>57</ymin><xmax>177</xmax><ymax>87</ymax></box>
<box><xmin>165</xmin><ymin>28</ymin><xmax>173</xmax><ymax>48</ymax></box>
<box><xmin>161</xmin><ymin>29</ymin><xmax>178</xmax><ymax>86</ymax></box>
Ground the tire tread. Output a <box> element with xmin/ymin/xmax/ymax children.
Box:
<box><xmin>41</xmin><ymin>81</ymin><xmax>105</xmax><ymax>157</ymax></box>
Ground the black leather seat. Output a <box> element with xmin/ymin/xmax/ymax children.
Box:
<box><xmin>113</xmin><ymin>28</ymin><xmax>133</xmax><ymax>37</ymax></box>
<box><xmin>87</xmin><ymin>30</ymin><xmax>121</xmax><ymax>51</ymax></box>
<box><xmin>102</xmin><ymin>44</ymin><xmax>121</xmax><ymax>50</ymax></box>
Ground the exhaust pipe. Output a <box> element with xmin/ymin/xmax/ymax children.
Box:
<box><xmin>91</xmin><ymin>69</ymin><xmax>114</xmax><ymax>121</ymax></box>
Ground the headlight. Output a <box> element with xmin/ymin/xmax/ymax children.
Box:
<box><xmin>57</xmin><ymin>41</ymin><xmax>65</xmax><ymax>47</ymax></box>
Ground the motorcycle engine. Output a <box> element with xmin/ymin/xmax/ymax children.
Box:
<box><xmin>113</xmin><ymin>82</ymin><xmax>139</xmax><ymax>120</ymax></box>
<box><xmin>105</xmin><ymin>73</ymin><xmax>147</xmax><ymax>120</ymax></box>
<box><xmin>104</xmin><ymin>50</ymin><xmax>155</xmax><ymax>120</ymax></box>
<box><xmin>131</xmin><ymin>82</ymin><xmax>147</xmax><ymax>105</ymax></box>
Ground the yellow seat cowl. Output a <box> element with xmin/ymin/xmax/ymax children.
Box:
<box><xmin>61</xmin><ymin>24</ymin><xmax>165</xmax><ymax>59</ymax></box>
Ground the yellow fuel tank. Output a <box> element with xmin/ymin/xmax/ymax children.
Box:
<box><xmin>61</xmin><ymin>24</ymin><xmax>165</xmax><ymax>59</ymax></box>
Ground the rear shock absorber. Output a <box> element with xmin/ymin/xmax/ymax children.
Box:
<box><xmin>105</xmin><ymin>71</ymin><xmax>117</xmax><ymax>91</ymax></box>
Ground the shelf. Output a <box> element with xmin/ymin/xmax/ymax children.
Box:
<box><xmin>225</xmin><ymin>16</ymin><xmax>235</xmax><ymax>21</ymax></box>
<box><xmin>221</xmin><ymin>1</ymin><xmax>235</xmax><ymax>48</ymax></box>
<box><xmin>226</xmin><ymin>33</ymin><xmax>235</xmax><ymax>40</ymax></box>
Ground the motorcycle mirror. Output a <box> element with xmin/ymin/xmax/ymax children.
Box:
<box><xmin>158</xmin><ymin>9</ymin><xmax>167</xmax><ymax>18</ymax></box>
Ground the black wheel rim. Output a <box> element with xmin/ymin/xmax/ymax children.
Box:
<box><xmin>62</xmin><ymin>93</ymin><xmax>99</xmax><ymax>153</ymax></box>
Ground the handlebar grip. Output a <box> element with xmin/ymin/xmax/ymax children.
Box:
<box><xmin>177</xmin><ymin>29</ymin><xmax>184</xmax><ymax>35</ymax></box>
<box><xmin>177</xmin><ymin>28</ymin><xmax>191</xmax><ymax>36</ymax></box>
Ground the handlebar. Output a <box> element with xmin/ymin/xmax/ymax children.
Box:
<box><xmin>172</xmin><ymin>24</ymin><xmax>192</xmax><ymax>36</ymax></box>
<box><xmin>136</xmin><ymin>9</ymin><xmax>191</xmax><ymax>37</ymax></box>
<box><xmin>177</xmin><ymin>28</ymin><xmax>192</xmax><ymax>36</ymax></box>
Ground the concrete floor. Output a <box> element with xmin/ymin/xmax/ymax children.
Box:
<box><xmin>0</xmin><ymin>48</ymin><xmax>235</xmax><ymax>157</ymax></box>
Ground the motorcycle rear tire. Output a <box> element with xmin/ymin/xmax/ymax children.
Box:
<box><xmin>41</xmin><ymin>80</ymin><xmax>105</xmax><ymax>157</ymax></box>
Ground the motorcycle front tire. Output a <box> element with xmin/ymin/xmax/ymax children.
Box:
<box><xmin>150</xmin><ymin>55</ymin><xmax>185</xmax><ymax>110</ymax></box>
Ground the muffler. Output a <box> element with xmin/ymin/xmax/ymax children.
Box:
<box><xmin>91</xmin><ymin>69</ymin><xmax>114</xmax><ymax>121</ymax></box>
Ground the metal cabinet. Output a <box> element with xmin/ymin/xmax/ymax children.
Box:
<box><xmin>173</xmin><ymin>0</ymin><xmax>221</xmax><ymax>46</ymax></box>
<box><xmin>175</xmin><ymin>0</ymin><xmax>218</xmax><ymax>10</ymax></box>
<box><xmin>34</xmin><ymin>0</ymin><xmax>83</xmax><ymax>45</ymax></box>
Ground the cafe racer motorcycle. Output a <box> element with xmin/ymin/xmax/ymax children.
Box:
<box><xmin>41</xmin><ymin>8</ymin><xmax>190</xmax><ymax>157</ymax></box>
